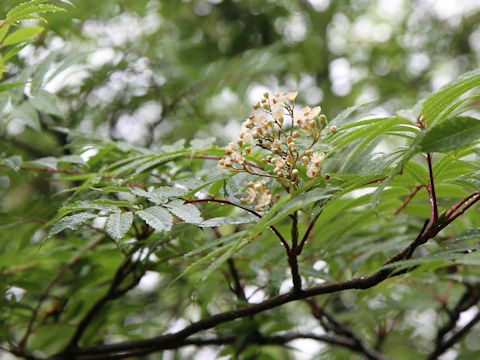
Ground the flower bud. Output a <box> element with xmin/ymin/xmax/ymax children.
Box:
<box><xmin>263</xmin><ymin>92</ymin><xmax>269</xmax><ymax>99</ymax></box>
<box><xmin>329</xmin><ymin>125</ymin><xmax>337</xmax><ymax>133</ymax></box>
<box><xmin>319</xmin><ymin>114</ymin><xmax>327</xmax><ymax>127</ymax></box>
<box><xmin>292</xmin><ymin>169</ymin><xmax>299</xmax><ymax>176</ymax></box>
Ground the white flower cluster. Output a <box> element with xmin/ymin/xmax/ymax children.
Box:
<box><xmin>240</xmin><ymin>180</ymin><xmax>272</xmax><ymax>211</ymax></box>
<box><xmin>219</xmin><ymin>91</ymin><xmax>331</xmax><ymax>211</ymax></box>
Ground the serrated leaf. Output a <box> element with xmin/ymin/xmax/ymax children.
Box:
<box><xmin>106</xmin><ymin>212</ymin><xmax>133</xmax><ymax>240</ymax></box>
<box><xmin>329</xmin><ymin>101</ymin><xmax>375</xmax><ymax>126</ymax></box>
<box><xmin>422</xmin><ymin>68</ymin><xmax>480</xmax><ymax>126</ymax></box>
<box><xmin>165</xmin><ymin>200</ymin><xmax>203</xmax><ymax>224</ymax></box>
<box><xmin>131</xmin><ymin>186</ymin><xmax>187</xmax><ymax>204</ymax></box>
<box><xmin>198</xmin><ymin>215</ymin><xmax>258</xmax><ymax>227</ymax></box>
<box><xmin>2</xmin><ymin>26</ymin><xmax>43</xmax><ymax>46</ymax></box>
<box><xmin>136</xmin><ymin>206</ymin><xmax>173</xmax><ymax>232</ymax></box>
<box><xmin>171</xmin><ymin>238</ymin><xmax>248</xmax><ymax>286</ymax></box>
<box><xmin>251</xmin><ymin>187</ymin><xmax>337</xmax><ymax>238</ymax></box>
<box><xmin>419</xmin><ymin>116</ymin><xmax>480</xmax><ymax>153</ymax></box>
<box><xmin>7</xmin><ymin>2</ymin><xmax>66</xmax><ymax>22</ymax></box>
<box><xmin>198</xmin><ymin>240</ymin><xmax>247</xmax><ymax>284</ymax></box>
<box><xmin>46</xmin><ymin>212</ymin><xmax>97</xmax><ymax>240</ymax></box>
<box><xmin>7</xmin><ymin>0</ymin><xmax>45</xmax><ymax>19</ymax></box>
<box><xmin>182</xmin><ymin>231</ymin><xmax>247</xmax><ymax>258</ymax></box>
<box><xmin>54</xmin><ymin>200</ymin><xmax>123</xmax><ymax>221</ymax></box>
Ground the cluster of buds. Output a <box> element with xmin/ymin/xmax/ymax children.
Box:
<box><xmin>239</xmin><ymin>180</ymin><xmax>272</xmax><ymax>211</ymax></box>
<box><xmin>219</xmin><ymin>91</ymin><xmax>331</xmax><ymax>210</ymax></box>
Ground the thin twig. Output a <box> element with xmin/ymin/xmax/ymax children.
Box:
<box><xmin>298</xmin><ymin>211</ymin><xmax>322</xmax><ymax>254</ymax></box>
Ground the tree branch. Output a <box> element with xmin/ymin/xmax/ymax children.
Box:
<box><xmin>428</xmin><ymin>284</ymin><xmax>480</xmax><ymax>360</ymax></box>
<box><xmin>298</xmin><ymin>211</ymin><xmax>321</xmax><ymax>254</ymax></box>
<box><xmin>288</xmin><ymin>211</ymin><xmax>302</xmax><ymax>293</ymax></box>
<box><xmin>50</xmin><ymin>191</ymin><xmax>480</xmax><ymax>359</ymax></box>
<box><xmin>51</xmin><ymin>333</ymin><xmax>377</xmax><ymax>360</ymax></box>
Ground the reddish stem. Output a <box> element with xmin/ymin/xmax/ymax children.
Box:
<box><xmin>444</xmin><ymin>192</ymin><xmax>480</xmax><ymax>220</ymax></box>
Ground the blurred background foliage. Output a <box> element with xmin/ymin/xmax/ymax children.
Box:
<box><xmin>1</xmin><ymin>0</ymin><xmax>480</xmax><ymax>151</ymax></box>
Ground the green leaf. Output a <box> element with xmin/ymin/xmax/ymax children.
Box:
<box><xmin>419</xmin><ymin>116</ymin><xmax>480</xmax><ymax>153</ymax></box>
<box><xmin>329</xmin><ymin>101</ymin><xmax>375</xmax><ymax>126</ymax></box>
<box><xmin>53</xmin><ymin>200</ymin><xmax>123</xmax><ymax>221</ymax></box>
<box><xmin>172</xmin><ymin>238</ymin><xmax>248</xmax><ymax>286</ymax></box>
<box><xmin>136</xmin><ymin>206</ymin><xmax>173</xmax><ymax>232</ymax></box>
<box><xmin>198</xmin><ymin>239</ymin><xmax>247</xmax><ymax>284</ymax></box>
<box><xmin>3</xmin><ymin>43</ymin><xmax>28</xmax><ymax>61</ymax></box>
<box><xmin>251</xmin><ymin>187</ymin><xmax>337</xmax><ymax>238</ymax></box>
<box><xmin>105</xmin><ymin>212</ymin><xmax>133</xmax><ymax>240</ymax></box>
<box><xmin>46</xmin><ymin>212</ymin><xmax>97</xmax><ymax>240</ymax></box>
<box><xmin>29</xmin><ymin>90</ymin><xmax>62</xmax><ymax>116</ymax></box>
<box><xmin>130</xmin><ymin>186</ymin><xmax>187</xmax><ymax>204</ymax></box>
<box><xmin>0</xmin><ymin>81</ymin><xmax>23</xmax><ymax>93</ymax></box>
<box><xmin>2</xmin><ymin>26</ymin><xmax>44</xmax><ymax>46</ymax></box>
<box><xmin>181</xmin><ymin>231</ymin><xmax>247</xmax><ymax>258</ymax></box>
<box><xmin>6</xmin><ymin>0</ymin><xmax>45</xmax><ymax>19</ymax></box>
<box><xmin>198</xmin><ymin>215</ymin><xmax>258</xmax><ymax>227</ymax></box>
<box><xmin>7</xmin><ymin>2</ymin><xmax>66</xmax><ymax>22</ymax></box>
<box><xmin>165</xmin><ymin>200</ymin><xmax>203</xmax><ymax>224</ymax></box>
<box><xmin>0</xmin><ymin>23</ymin><xmax>11</xmax><ymax>43</ymax></box>
<box><xmin>422</xmin><ymin>68</ymin><xmax>480</xmax><ymax>126</ymax></box>
<box><xmin>11</xmin><ymin>102</ymin><xmax>40</xmax><ymax>131</ymax></box>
